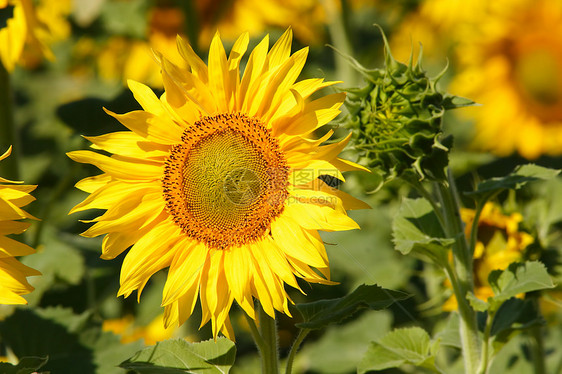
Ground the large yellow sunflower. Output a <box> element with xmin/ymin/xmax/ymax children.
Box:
<box><xmin>0</xmin><ymin>147</ymin><xmax>39</xmax><ymax>305</ymax></box>
<box><xmin>69</xmin><ymin>29</ymin><xmax>367</xmax><ymax>339</ymax></box>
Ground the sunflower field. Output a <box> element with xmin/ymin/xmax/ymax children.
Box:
<box><xmin>2</xmin><ymin>1</ymin><xmax>562</xmax><ymax>373</ymax></box>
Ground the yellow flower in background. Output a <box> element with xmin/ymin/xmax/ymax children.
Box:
<box><xmin>69</xmin><ymin>29</ymin><xmax>367</xmax><ymax>339</ymax></box>
<box><xmin>196</xmin><ymin>0</ymin><xmax>326</xmax><ymax>46</ymax></box>
<box><xmin>0</xmin><ymin>0</ymin><xmax>70</xmax><ymax>71</ymax></box>
<box><xmin>0</xmin><ymin>147</ymin><xmax>39</xmax><ymax>305</ymax></box>
<box><xmin>103</xmin><ymin>314</ymin><xmax>180</xmax><ymax>345</ymax></box>
<box><xmin>18</xmin><ymin>0</ymin><xmax>71</xmax><ymax>69</ymax></box>
<box><xmin>389</xmin><ymin>0</ymin><xmax>482</xmax><ymax>64</ymax></box>
<box><xmin>449</xmin><ymin>0</ymin><xmax>562</xmax><ymax>158</ymax></box>
<box><xmin>443</xmin><ymin>203</ymin><xmax>534</xmax><ymax>311</ymax></box>
<box><xmin>195</xmin><ymin>0</ymin><xmax>375</xmax><ymax>47</ymax></box>
<box><xmin>95</xmin><ymin>5</ymin><xmax>187</xmax><ymax>88</ymax></box>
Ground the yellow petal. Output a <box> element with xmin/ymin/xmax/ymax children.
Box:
<box><xmin>119</xmin><ymin>221</ymin><xmax>181</xmax><ymax>295</ymax></box>
<box><xmin>127</xmin><ymin>80</ymin><xmax>166</xmax><ymax>116</ymax></box>
<box><xmin>208</xmin><ymin>32</ymin><xmax>229</xmax><ymax>112</ymax></box>
<box><xmin>268</xmin><ymin>28</ymin><xmax>293</xmax><ymax>70</ymax></box>
<box><xmin>86</xmin><ymin>132</ymin><xmax>169</xmax><ymax>160</ymax></box>
<box><xmin>0</xmin><ymin>235</ymin><xmax>35</xmax><ymax>258</ymax></box>
<box><xmin>162</xmin><ymin>240</ymin><xmax>206</xmax><ymax>306</ymax></box>
<box><xmin>223</xmin><ymin>245</ymin><xmax>252</xmax><ymax>313</ymax></box>
<box><xmin>239</xmin><ymin>34</ymin><xmax>269</xmax><ymax>112</ymax></box>
<box><xmin>257</xmin><ymin>47</ymin><xmax>309</xmax><ymax>121</ymax></box>
<box><xmin>104</xmin><ymin>109</ymin><xmax>183</xmax><ymax>145</ymax></box>
<box><xmin>283</xmin><ymin>92</ymin><xmax>346</xmax><ymax>135</ymax></box>
<box><xmin>284</xmin><ymin>201</ymin><xmax>359</xmax><ymax>232</ymax></box>
<box><xmin>67</xmin><ymin>151</ymin><xmax>162</xmax><ymax>181</ymax></box>
<box><xmin>270</xmin><ymin>216</ymin><xmax>327</xmax><ymax>268</ymax></box>
<box><xmin>176</xmin><ymin>35</ymin><xmax>208</xmax><ymax>84</ymax></box>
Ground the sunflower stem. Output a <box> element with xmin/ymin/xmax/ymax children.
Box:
<box><xmin>244</xmin><ymin>311</ymin><xmax>266</xmax><ymax>353</ymax></box>
<box><xmin>476</xmin><ymin>305</ymin><xmax>495</xmax><ymax>374</ymax></box>
<box><xmin>285</xmin><ymin>328</ymin><xmax>310</xmax><ymax>374</ymax></box>
<box><xmin>0</xmin><ymin>64</ymin><xmax>19</xmax><ymax>179</ymax></box>
<box><xmin>530</xmin><ymin>325</ymin><xmax>546</xmax><ymax>374</ymax></box>
<box><xmin>436</xmin><ymin>171</ymin><xmax>481</xmax><ymax>374</ymax></box>
<box><xmin>323</xmin><ymin>0</ymin><xmax>357</xmax><ymax>85</ymax></box>
<box><xmin>259</xmin><ymin>305</ymin><xmax>280</xmax><ymax>374</ymax></box>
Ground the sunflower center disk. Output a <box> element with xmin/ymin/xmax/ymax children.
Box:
<box><xmin>512</xmin><ymin>37</ymin><xmax>562</xmax><ymax>122</ymax></box>
<box><xmin>163</xmin><ymin>113</ymin><xmax>289</xmax><ymax>249</ymax></box>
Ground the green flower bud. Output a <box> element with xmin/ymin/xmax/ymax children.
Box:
<box><xmin>344</xmin><ymin>27</ymin><xmax>472</xmax><ymax>182</ymax></box>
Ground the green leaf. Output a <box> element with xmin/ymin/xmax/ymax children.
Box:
<box><xmin>295</xmin><ymin>284</ymin><xmax>410</xmax><ymax>329</ymax></box>
<box><xmin>490</xmin><ymin>298</ymin><xmax>543</xmax><ymax>338</ymax></box>
<box><xmin>467</xmin><ymin>164</ymin><xmax>560</xmax><ymax>202</ymax></box>
<box><xmin>120</xmin><ymin>338</ymin><xmax>236</xmax><ymax>374</ymax></box>
<box><xmin>0</xmin><ymin>307</ymin><xmax>142</xmax><ymax>374</ymax></box>
<box><xmin>488</xmin><ymin>261</ymin><xmax>555</xmax><ymax>303</ymax></box>
<box><xmin>21</xmin><ymin>230</ymin><xmax>86</xmax><ymax>305</ymax></box>
<box><xmin>299</xmin><ymin>311</ymin><xmax>392</xmax><ymax>374</ymax></box>
<box><xmin>0</xmin><ymin>356</ymin><xmax>48</xmax><ymax>374</ymax></box>
<box><xmin>434</xmin><ymin>312</ymin><xmax>461</xmax><ymax>349</ymax></box>
<box><xmin>392</xmin><ymin>198</ymin><xmax>454</xmax><ymax>264</ymax></box>
<box><xmin>466</xmin><ymin>291</ymin><xmax>489</xmax><ymax>312</ymax></box>
<box><xmin>358</xmin><ymin>327</ymin><xmax>439</xmax><ymax>373</ymax></box>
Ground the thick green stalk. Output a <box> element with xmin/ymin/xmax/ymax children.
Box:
<box><xmin>530</xmin><ymin>325</ymin><xmax>546</xmax><ymax>374</ymax></box>
<box><xmin>259</xmin><ymin>306</ymin><xmax>280</xmax><ymax>374</ymax></box>
<box><xmin>323</xmin><ymin>0</ymin><xmax>356</xmax><ymax>85</ymax></box>
<box><xmin>477</xmin><ymin>308</ymin><xmax>495</xmax><ymax>374</ymax></box>
<box><xmin>0</xmin><ymin>64</ymin><xmax>19</xmax><ymax>179</ymax></box>
<box><xmin>437</xmin><ymin>175</ymin><xmax>481</xmax><ymax>374</ymax></box>
<box><xmin>244</xmin><ymin>312</ymin><xmax>267</xmax><ymax>353</ymax></box>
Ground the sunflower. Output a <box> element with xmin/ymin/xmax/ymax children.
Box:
<box><xmin>449</xmin><ymin>0</ymin><xmax>562</xmax><ymax>158</ymax></box>
<box><xmin>0</xmin><ymin>147</ymin><xmax>39</xmax><ymax>305</ymax></box>
<box><xmin>69</xmin><ymin>29</ymin><xmax>367</xmax><ymax>339</ymax></box>
<box><xmin>443</xmin><ymin>202</ymin><xmax>533</xmax><ymax>310</ymax></box>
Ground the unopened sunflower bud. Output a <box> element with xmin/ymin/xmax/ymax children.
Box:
<box><xmin>344</xmin><ymin>27</ymin><xmax>472</xmax><ymax>182</ymax></box>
